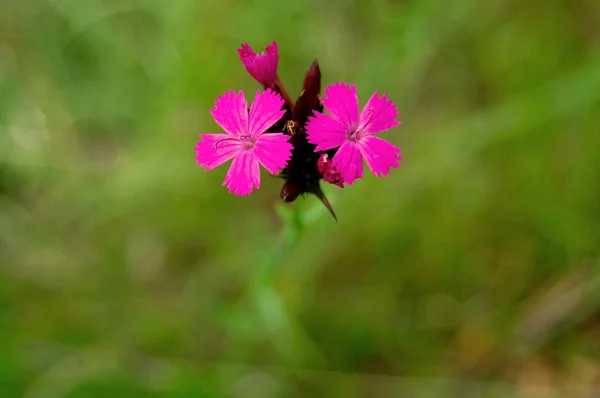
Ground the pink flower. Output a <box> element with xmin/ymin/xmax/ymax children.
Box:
<box><xmin>306</xmin><ymin>83</ymin><xmax>402</xmax><ymax>185</ymax></box>
<box><xmin>317</xmin><ymin>153</ymin><xmax>344</xmax><ymax>188</ymax></box>
<box><xmin>195</xmin><ymin>89</ymin><xmax>293</xmax><ymax>196</ymax></box>
<box><xmin>237</xmin><ymin>41</ymin><xmax>279</xmax><ymax>87</ymax></box>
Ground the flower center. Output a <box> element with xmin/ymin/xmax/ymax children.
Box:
<box><xmin>240</xmin><ymin>135</ymin><xmax>256</xmax><ymax>150</ymax></box>
<box><xmin>347</xmin><ymin>130</ymin><xmax>362</xmax><ymax>142</ymax></box>
<box><xmin>347</xmin><ymin>107</ymin><xmax>376</xmax><ymax>142</ymax></box>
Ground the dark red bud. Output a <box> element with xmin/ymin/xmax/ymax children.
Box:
<box><xmin>281</xmin><ymin>182</ymin><xmax>302</xmax><ymax>202</ymax></box>
<box><xmin>324</xmin><ymin>168</ymin><xmax>344</xmax><ymax>188</ymax></box>
<box><xmin>317</xmin><ymin>153</ymin><xmax>330</xmax><ymax>175</ymax></box>
<box><xmin>294</xmin><ymin>59</ymin><xmax>322</xmax><ymax>126</ymax></box>
<box><xmin>302</xmin><ymin>59</ymin><xmax>321</xmax><ymax>98</ymax></box>
<box><xmin>317</xmin><ymin>153</ymin><xmax>344</xmax><ymax>188</ymax></box>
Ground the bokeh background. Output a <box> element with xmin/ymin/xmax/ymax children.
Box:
<box><xmin>1</xmin><ymin>0</ymin><xmax>600</xmax><ymax>396</ymax></box>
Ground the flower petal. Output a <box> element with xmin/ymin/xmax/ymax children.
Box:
<box><xmin>358</xmin><ymin>91</ymin><xmax>401</xmax><ymax>135</ymax></box>
<box><xmin>320</xmin><ymin>82</ymin><xmax>360</xmax><ymax>130</ymax></box>
<box><xmin>195</xmin><ymin>134</ymin><xmax>241</xmax><ymax>171</ymax></box>
<box><xmin>248</xmin><ymin>89</ymin><xmax>285</xmax><ymax>137</ymax></box>
<box><xmin>305</xmin><ymin>111</ymin><xmax>347</xmax><ymax>151</ymax></box>
<box><xmin>237</xmin><ymin>41</ymin><xmax>279</xmax><ymax>86</ymax></box>
<box><xmin>252</xmin><ymin>133</ymin><xmax>293</xmax><ymax>174</ymax></box>
<box><xmin>357</xmin><ymin>135</ymin><xmax>402</xmax><ymax>177</ymax></box>
<box><xmin>332</xmin><ymin>141</ymin><xmax>364</xmax><ymax>185</ymax></box>
<box><xmin>222</xmin><ymin>151</ymin><xmax>260</xmax><ymax>196</ymax></box>
<box><xmin>209</xmin><ymin>90</ymin><xmax>248</xmax><ymax>136</ymax></box>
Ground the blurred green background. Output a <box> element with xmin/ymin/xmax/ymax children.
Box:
<box><xmin>1</xmin><ymin>0</ymin><xmax>600</xmax><ymax>396</ymax></box>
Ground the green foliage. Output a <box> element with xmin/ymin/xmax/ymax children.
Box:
<box><xmin>1</xmin><ymin>0</ymin><xmax>599</xmax><ymax>396</ymax></box>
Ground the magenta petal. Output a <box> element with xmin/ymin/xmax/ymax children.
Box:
<box><xmin>357</xmin><ymin>135</ymin><xmax>402</xmax><ymax>177</ymax></box>
<box><xmin>237</xmin><ymin>41</ymin><xmax>279</xmax><ymax>86</ymax></box>
<box><xmin>248</xmin><ymin>89</ymin><xmax>285</xmax><ymax>136</ymax></box>
<box><xmin>237</xmin><ymin>43</ymin><xmax>255</xmax><ymax>60</ymax></box>
<box><xmin>320</xmin><ymin>82</ymin><xmax>360</xmax><ymax>130</ymax></box>
<box><xmin>252</xmin><ymin>133</ymin><xmax>293</xmax><ymax>174</ymax></box>
<box><xmin>195</xmin><ymin>134</ymin><xmax>241</xmax><ymax>171</ymax></box>
<box><xmin>359</xmin><ymin>91</ymin><xmax>401</xmax><ymax>134</ymax></box>
<box><xmin>332</xmin><ymin>141</ymin><xmax>364</xmax><ymax>185</ymax></box>
<box><xmin>305</xmin><ymin>111</ymin><xmax>347</xmax><ymax>151</ymax></box>
<box><xmin>209</xmin><ymin>91</ymin><xmax>248</xmax><ymax>135</ymax></box>
<box><xmin>222</xmin><ymin>151</ymin><xmax>260</xmax><ymax>196</ymax></box>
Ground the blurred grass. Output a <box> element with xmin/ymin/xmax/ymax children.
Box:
<box><xmin>1</xmin><ymin>0</ymin><xmax>600</xmax><ymax>396</ymax></box>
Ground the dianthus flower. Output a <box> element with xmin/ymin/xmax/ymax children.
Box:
<box><xmin>195</xmin><ymin>89</ymin><xmax>293</xmax><ymax>196</ymax></box>
<box><xmin>306</xmin><ymin>83</ymin><xmax>402</xmax><ymax>185</ymax></box>
<box><xmin>237</xmin><ymin>41</ymin><xmax>279</xmax><ymax>87</ymax></box>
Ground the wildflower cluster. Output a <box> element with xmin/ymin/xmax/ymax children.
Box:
<box><xmin>195</xmin><ymin>41</ymin><xmax>402</xmax><ymax>219</ymax></box>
